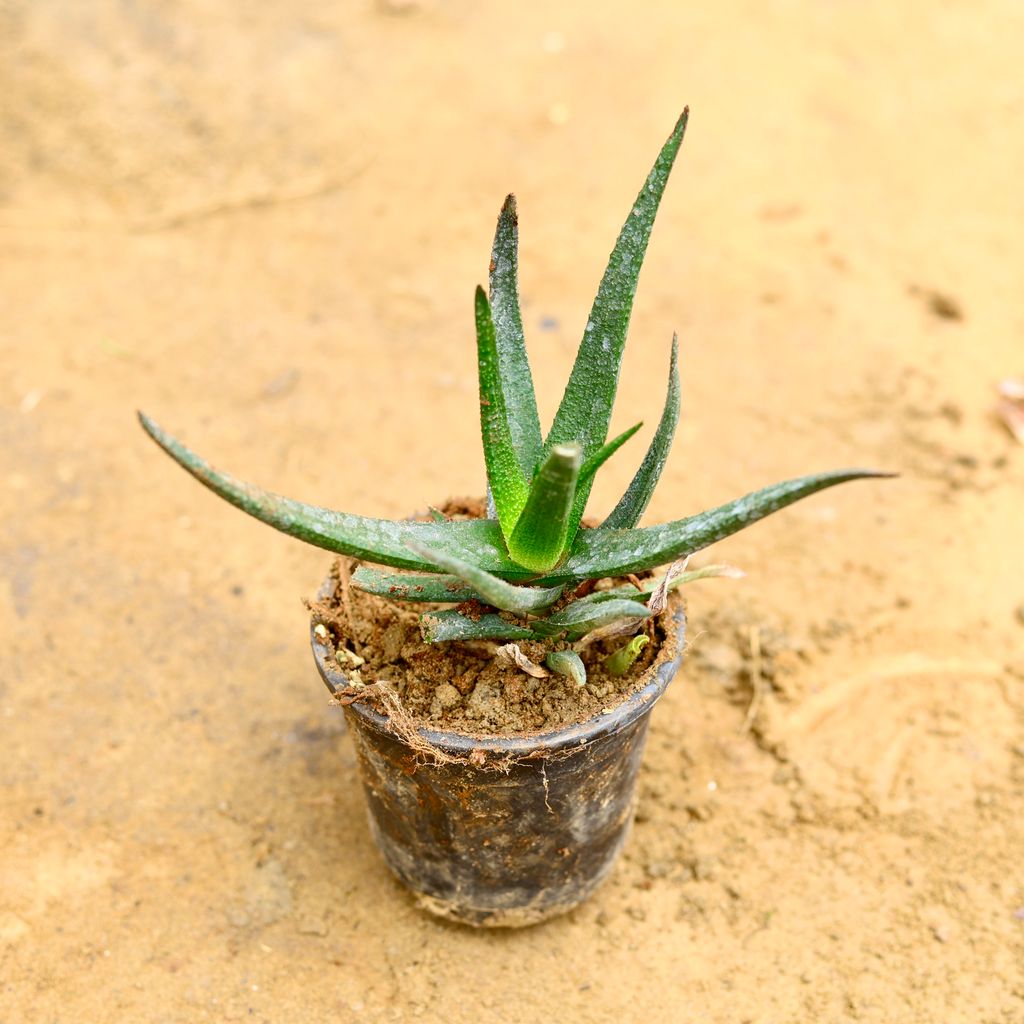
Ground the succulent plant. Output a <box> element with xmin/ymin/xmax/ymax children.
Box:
<box><xmin>139</xmin><ymin>108</ymin><xmax>889</xmax><ymax>687</ymax></box>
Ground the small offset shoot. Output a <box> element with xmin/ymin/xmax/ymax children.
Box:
<box><xmin>605</xmin><ymin>636</ymin><xmax>650</xmax><ymax>677</ymax></box>
<box><xmin>139</xmin><ymin>107</ymin><xmax>893</xmax><ymax>691</ymax></box>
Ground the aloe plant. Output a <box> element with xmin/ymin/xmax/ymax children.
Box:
<box><xmin>139</xmin><ymin>108</ymin><xmax>890</xmax><ymax>687</ymax></box>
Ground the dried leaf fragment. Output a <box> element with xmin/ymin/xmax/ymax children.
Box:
<box><xmin>495</xmin><ymin>643</ymin><xmax>549</xmax><ymax>678</ymax></box>
<box><xmin>646</xmin><ymin>556</ymin><xmax>690</xmax><ymax>615</ymax></box>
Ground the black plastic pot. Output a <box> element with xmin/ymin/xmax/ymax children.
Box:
<box><xmin>311</xmin><ymin>592</ymin><xmax>686</xmax><ymax>928</ymax></box>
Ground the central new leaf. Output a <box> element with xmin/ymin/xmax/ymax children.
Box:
<box><xmin>507</xmin><ymin>444</ymin><xmax>582</xmax><ymax>573</ymax></box>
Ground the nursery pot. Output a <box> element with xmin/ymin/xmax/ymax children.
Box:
<box><xmin>311</xmin><ymin>585</ymin><xmax>686</xmax><ymax>928</ymax></box>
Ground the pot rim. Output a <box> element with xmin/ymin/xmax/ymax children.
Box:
<box><xmin>310</xmin><ymin>577</ymin><xmax>686</xmax><ymax>758</ymax></box>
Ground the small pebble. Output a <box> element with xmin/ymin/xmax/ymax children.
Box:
<box><xmin>927</xmin><ymin>290</ymin><xmax>963</xmax><ymax>321</ymax></box>
<box><xmin>685</xmin><ymin>802</ymin><xmax>714</xmax><ymax>822</ymax></box>
<box><xmin>434</xmin><ymin>683</ymin><xmax>461</xmax><ymax>711</ymax></box>
<box><xmin>644</xmin><ymin>860</ymin><xmax>670</xmax><ymax>880</ymax></box>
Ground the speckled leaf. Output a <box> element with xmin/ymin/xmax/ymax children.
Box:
<box><xmin>560</xmin><ymin>469</ymin><xmax>894</xmax><ymax>580</ymax></box>
<box><xmin>559</xmin><ymin>420</ymin><xmax>644</xmax><ymax>549</ymax></box>
<box><xmin>489</xmin><ymin>194</ymin><xmax>542</xmax><ymax>479</ymax></box>
<box><xmin>603</xmin><ymin>334</ymin><xmax>680</xmax><ymax>528</ymax></box>
<box><xmin>475</xmin><ymin>286</ymin><xmax>529</xmax><ymax>539</ymax></box>
<box><xmin>578</xmin><ymin>421</ymin><xmax>643</xmax><ymax>487</ymax></box>
<box><xmin>138</xmin><ymin>412</ymin><xmax>524</xmax><ymax>575</ymax></box>
<box><xmin>420</xmin><ymin>610</ymin><xmax>534</xmax><ymax>644</ymax></box>
<box><xmin>406</xmin><ymin>541</ymin><xmax>564</xmax><ymax>614</ymax></box>
<box><xmin>544</xmin><ymin>598</ymin><xmax>652</xmax><ymax>640</ymax></box>
<box><xmin>350</xmin><ymin>567</ymin><xmax>477</xmax><ymax>603</ymax></box>
<box><xmin>543</xmin><ymin>109</ymin><xmax>689</xmax><ymax>521</ymax></box>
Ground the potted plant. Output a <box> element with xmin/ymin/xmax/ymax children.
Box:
<box><xmin>139</xmin><ymin>108</ymin><xmax>889</xmax><ymax>927</ymax></box>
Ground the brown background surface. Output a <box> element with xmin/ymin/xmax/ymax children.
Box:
<box><xmin>2</xmin><ymin>2</ymin><xmax>1022</xmax><ymax>1021</ymax></box>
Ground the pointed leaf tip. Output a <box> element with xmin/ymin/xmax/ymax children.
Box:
<box><xmin>487</xmin><ymin>192</ymin><xmax>541</xmax><ymax>482</ymax></box>
<box><xmin>567</xmin><ymin>468</ymin><xmax>894</xmax><ymax>579</ymax></box>
<box><xmin>137</xmin><ymin>411</ymin><xmax>524</xmax><ymax>574</ymax></box>
<box><xmin>578</xmin><ymin>421</ymin><xmax>643</xmax><ymax>486</ymax></box>
<box><xmin>544</xmin><ymin>112</ymin><xmax>690</xmax><ymax>530</ymax></box>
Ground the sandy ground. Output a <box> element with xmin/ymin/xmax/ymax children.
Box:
<box><xmin>2</xmin><ymin>2</ymin><xmax>1023</xmax><ymax>1021</ymax></box>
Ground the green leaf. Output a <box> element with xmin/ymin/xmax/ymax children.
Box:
<box><xmin>475</xmin><ymin>286</ymin><xmax>529</xmax><ymax>538</ymax></box>
<box><xmin>545</xmin><ymin>649</ymin><xmax>587</xmax><ymax>687</ymax></box>
<box><xmin>489</xmin><ymin>194</ymin><xmax>542</xmax><ymax>479</ymax></box>
<box><xmin>578</xmin><ymin>421</ymin><xmax>643</xmax><ymax>487</ymax></box>
<box><xmin>543</xmin><ymin>109</ymin><xmax>690</xmax><ymax>526</ymax></box>
<box><xmin>420</xmin><ymin>610</ymin><xmax>534</xmax><ymax>643</ymax></box>
<box><xmin>561</xmin><ymin>469</ymin><xmax>895</xmax><ymax>580</ymax></box>
<box><xmin>406</xmin><ymin>540</ymin><xmax>564</xmax><ymax>614</ymax></box>
<box><xmin>603</xmin><ymin>334</ymin><xmax>680</xmax><ymax>528</ymax></box>
<box><xmin>604</xmin><ymin>635</ymin><xmax>649</xmax><ymax>676</ymax></box>
<box><xmin>351</xmin><ymin>567</ymin><xmax>477</xmax><ymax>603</ymax></box>
<box><xmin>507</xmin><ymin>444</ymin><xmax>581</xmax><ymax>573</ymax></box>
<box><xmin>558</xmin><ymin>420</ymin><xmax>644</xmax><ymax>552</ymax></box>
<box><xmin>543</xmin><ymin>597</ymin><xmax>652</xmax><ymax>640</ymax></box>
<box><xmin>138</xmin><ymin>412</ymin><xmax>524</xmax><ymax>575</ymax></box>
<box><xmin>574</xmin><ymin>562</ymin><xmax>744</xmax><ymax>605</ymax></box>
